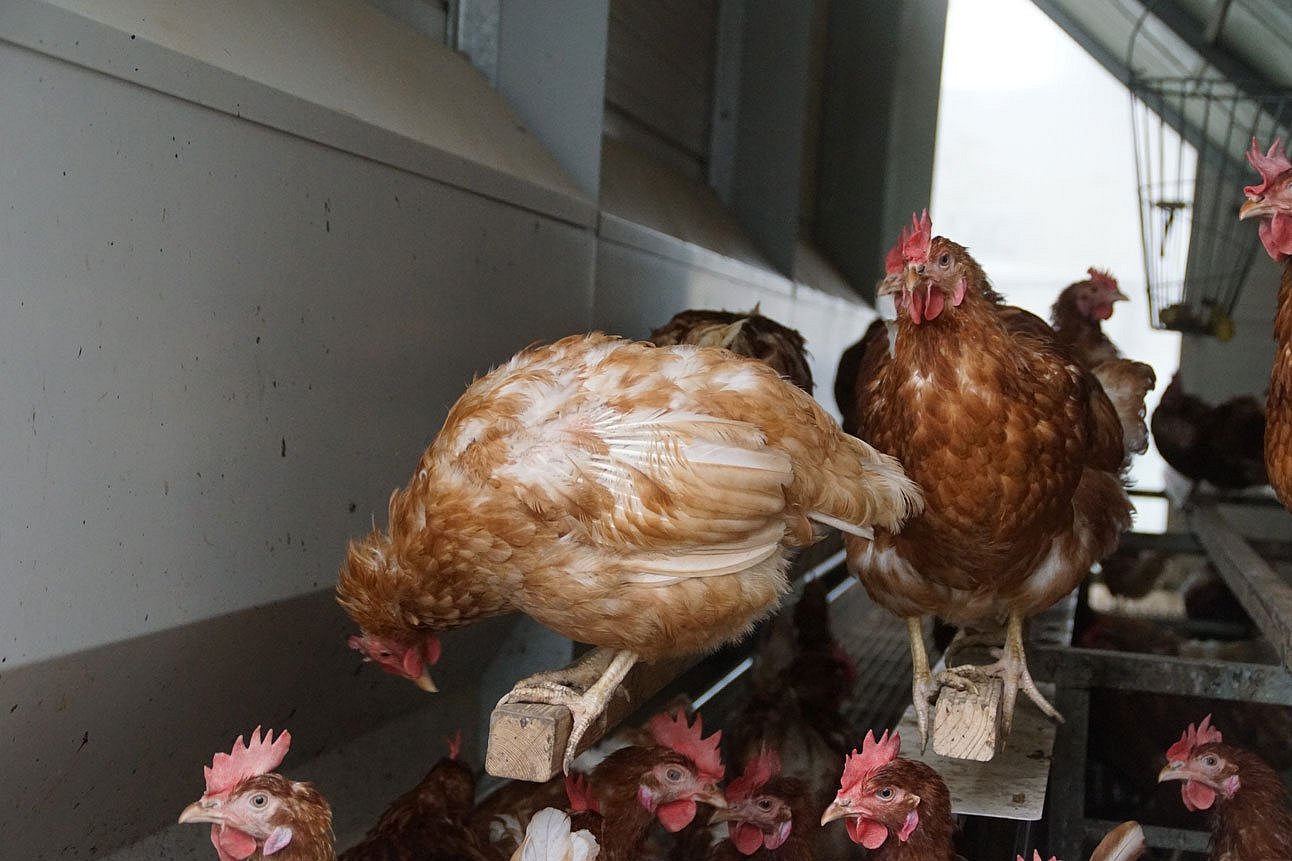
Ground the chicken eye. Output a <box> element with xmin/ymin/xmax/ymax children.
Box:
<box><xmin>250</xmin><ymin>794</ymin><xmax>268</xmax><ymax>808</ymax></box>
<box><xmin>665</xmin><ymin>767</ymin><xmax>683</xmax><ymax>782</ymax></box>
<box><xmin>1202</xmin><ymin>754</ymin><xmax>1218</xmax><ymax>767</ymax></box>
<box><xmin>876</xmin><ymin>787</ymin><xmax>895</xmax><ymax>801</ymax></box>
<box><xmin>757</xmin><ymin>798</ymin><xmax>773</xmax><ymax>811</ymax></box>
<box><xmin>938</xmin><ymin>253</ymin><xmax>951</xmax><ymax>267</ymax></box>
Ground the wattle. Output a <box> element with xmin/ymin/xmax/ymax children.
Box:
<box><xmin>1259</xmin><ymin>213</ymin><xmax>1292</xmax><ymax>262</ymax></box>
<box><xmin>656</xmin><ymin>798</ymin><xmax>698</xmax><ymax>833</ymax></box>
<box><xmin>212</xmin><ymin>825</ymin><xmax>258</xmax><ymax>861</ymax></box>
<box><xmin>846</xmin><ymin>816</ymin><xmax>889</xmax><ymax>850</ymax></box>
<box><xmin>730</xmin><ymin>821</ymin><xmax>765</xmax><ymax>855</ymax></box>
<box><xmin>1183</xmin><ymin>779</ymin><xmax>1217</xmax><ymax>812</ymax></box>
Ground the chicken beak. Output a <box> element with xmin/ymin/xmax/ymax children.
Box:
<box><xmin>412</xmin><ymin>666</ymin><xmax>438</xmax><ymax>693</ymax></box>
<box><xmin>820</xmin><ymin>800</ymin><xmax>851</xmax><ymax>825</ymax></box>
<box><xmin>1113</xmin><ymin>288</ymin><xmax>1129</xmax><ymax>302</ymax></box>
<box><xmin>903</xmin><ymin>265</ymin><xmax>922</xmax><ymax>294</ymax></box>
<box><xmin>708</xmin><ymin>806</ymin><xmax>739</xmax><ymax>825</ymax></box>
<box><xmin>1157</xmin><ymin>763</ymin><xmax>1185</xmax><ymax>783</ymax></box>
<box><xmin>1239</xmin><ymin>197</ymin><xmax>1272</xmax><ymax>221</ymax></box>
<box><xmin>178</xmin><ymin>798</ymin><xmax>223</xmax><ymax>826</ymax></box>
<box><xmin>695</xmin><ymin>784</ymin><xmax>728</xmax><ymax>810</ymax></box>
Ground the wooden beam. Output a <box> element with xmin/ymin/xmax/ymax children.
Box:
<box><xmin>931</xmin><ymin>677</ymin><xmax>1004</xmax><ymax>761</ymax></box>
<box><xmin>1187</xmin><ymin>504</ymin><xmax>1292</xmax><ymax>668</ymax></box>
<box><xmin>485</xmin><ymin>533</ymin><xmax>846</xmax><ymax>782</ymax></box>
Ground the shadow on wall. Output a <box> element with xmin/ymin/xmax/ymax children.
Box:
<box><xmin>0</xmin><ymin>587</ymin><xmax>516</xmax><ymax>857</ymax></box>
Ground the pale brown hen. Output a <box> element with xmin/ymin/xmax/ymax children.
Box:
<box><xmin>338</xmin><ymin>333</ymin><xmax>921</xmax><ymax>769</ymax></box>
<box><xmin>842</xmin><ymin>212</ymin><xmax>1134</xmax><ymax>742</ymax></box>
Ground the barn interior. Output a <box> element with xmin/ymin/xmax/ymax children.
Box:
<box><xmin>2</xmin><ymin>1</ymin><xmax>1290</xmax><ymax>859</ymax></box>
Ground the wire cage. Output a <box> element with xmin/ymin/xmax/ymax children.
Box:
<box><xmin>1130</xmin><ymin>75</ymin><xmax>1291</xmax><ymax>339</ymax></box>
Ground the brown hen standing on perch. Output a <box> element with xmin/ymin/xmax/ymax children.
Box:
<box><xmin>338</xmin><ymin>333</ymin><xmax>921</xmax><ymax>770</ymax></box>
<box><xmin>841</xmin><ymin>212</ymin><xmax>1138</xmax><ymax>743</ymax></box>
<box><xmin>649</xmin><ymin>306</ymin><xmax>814</xmax><ymax>394</ymax></box>
<box><xmin>1238</xmin><ymin>137</ymin><xmax>1292</xmax><ymax>507</ymax></box>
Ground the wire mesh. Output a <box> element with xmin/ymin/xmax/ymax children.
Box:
<box><xmin>1129</xmin><ymin>75</ymin><xmax>1291</xmax><ymax>338</ymax></box>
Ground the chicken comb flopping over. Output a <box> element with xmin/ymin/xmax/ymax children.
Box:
<box><xmin>1245</xmin><ymin>137</ymin><xmax>1292</xmax><ymax>198</ymax></box>
<box><xmin>203</xmin><ymin>727</ymin><xmax>291</xmax><ymax>797</ymax></box>
<box><xmin>1087</xmin><ymin>267</ymin><xmax>1119</xmax><ymax>293</ymax></box>
<box><xmin>565</xmin><ymin>773</ymin><xmax>600</xmax><ymax>813</ymax></box>
<box><xmin>839</xmin><ymin>729</ymin><xmax>901</xmax><ymax>791</ymax></box>
<box><xmin>446</xmin><ymin>730</ymin><xmax>462</xmax><ymax>761</ymax></box>
<box><xmin>1165</xmin><ymin>714</ymin><xmax>1223</xmax><ymax>763</ymax></box>
<box><xmin>647</xmin><ymin>708</ymin><xmax>725</xmax><ymax>781</ymax></box>
<box><xmin>726</xmin><ymin>747</ymin><xmax>782</xmax><ymax>804</ymax></box>
<box><xmin>885</xmin><ymin>210</ymin><xmax>933</xmax><ymax>275</ymax></box>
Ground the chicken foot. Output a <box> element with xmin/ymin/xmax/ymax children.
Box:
<box><xmin>940</xmin><ymin>612</ymin><xmax>1062</xmax><ymax>735</ymax></box>
<box><xmin>906</xmin><ymin>617</ymin><xmax>981</xmax><ymax>748</ymax></box>
<box><xmin>497</xmin><ymin>647</ymin><xmax>640</xmax><ymax>773</ymax></box>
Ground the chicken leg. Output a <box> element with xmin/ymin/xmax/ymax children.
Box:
<box><xmin>497</xmin><ymin>647</ymin><xmax>640</xmax><ymax>773</ymax></box>
<box><xmin>939</xmin><ymin>611</ymin><xmax>1062</xmax><ymax>735</ymax></box>
<box><xmin>907</xmin><ymin>616</ymin><xmax>977</xmax><ymax>748</ymax></box>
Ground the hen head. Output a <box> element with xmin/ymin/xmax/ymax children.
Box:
<box><xmin>1239</xmin><ymin>137</ymin><xmax>1292</xmax><ymax>262</ymax></box>
<box><xmin>820</xmin><ymin>730</ymin><xmax>925</xmax><ymax>850</ymax></box>
<box><xmin>1071</xmin><ymin>268</ymin><xmax>1129</xmax><ymax>322</ymax></box>
<box><xmin>179</xmin><ymin>728</ymin><xmax>331</xmax><ymax>860</ymax></box>
<box><xmin>346</xmin><ymin>629</ymin><xmax>441</xmax><ymax>693</ymax></box>
<box><xmin>880</xmin><ymin>210</ymin><xmax>978</xmax><ymax>325</ymax></box>
<box><xmin>710</xmin><ymin>748</ymin><xmax>799</xmax><ymax>855</ymax></box>
<box><xmin>1158</xmin><ymin>714</ymin><xmax>1241</xmax><ymax>811</ymax></box>
<box><xmin>635</xmin><ymin>752</ymin><xmax>728</xmax><ymax>833</ymax></box>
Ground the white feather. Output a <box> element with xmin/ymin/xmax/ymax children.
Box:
<box><xmin>511</xmin><ymin>808</ymin><xmax>600</xmax><ymax>861</ymax></box>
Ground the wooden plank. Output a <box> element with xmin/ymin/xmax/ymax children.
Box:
<box><xmin>1187</xmin><ymin>504</ymin><xmax>1292</xmax><ymax>668</ymax></box>
<box><xmin>485</xmin><ymin>533</ymin><xmax>845</xmax><ymax>781</ymax></box>
<box><xmin>931</xmin><ymin>677</ymin><xmax>1004</xmax><ymax>761</ymax></box>
<box><xmin>897</xmin><ymin>681</ymin><xmax>1058</xmax><ymax>821</ymax></box>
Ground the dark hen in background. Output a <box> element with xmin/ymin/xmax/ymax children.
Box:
<box><xmin>649</xmin><ymin>306</ymin><xmax>815</xmax><ymax>394</ymax></box>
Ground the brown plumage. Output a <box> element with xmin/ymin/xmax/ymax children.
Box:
<box><xmin>1238</xmin><ymin>137</ymin><xmax>1292</xmax><ymax>508</ymax></box>
<box><xmin>821</xmin><ymin>730</ymin><xmax>957</xmax><ymax>861</ymax></box>
<box><xmin>709</xmin><ymin>765</ymin><xmax>817</xmax><ymax>861</ymax></box>
<box><xmin>1158</xmin><ymin>716</ymin><xmax>1292</xmax><ymax>861</ymax></box>
<box><xmin>338</xmin><ymin>333</ymin><xmax>921</xmax><ymax>767</ymax></box>
<box><xmin>841</xmin><ymin>213</ymin><xmax>1134</xmax><ymax>740</ymax></box>
<box><xmin>1150</xmin><ymin>372</ymin><xmax>1268</xmax><ymax>491</ymax></box>
<box><xmin>649</xmin><ymin>307</ymin><xmax>814</xmax><ymax>393</ymax></box>
<box><xmin>338</xmin><ymin>754</ymin><xmax>499</xmax><ymax>860</ymax></box>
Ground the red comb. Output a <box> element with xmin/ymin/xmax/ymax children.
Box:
<box><xmin>1086</xmin><ymin>267</ymin><xmax>1118</xmax><ymax>292</ymax></box>
<box><xmin>726</xmin><ymin>747</ymin><xmax>782</xmax><ymax>804</ymax></box>
<box><xmin>446</xmin><ymin>730</ymin><xmax>462</xmax><ymax>761</ymax></box>
<box><xmin>1016</xmin><ymin>853</ymin><xmax>1058</xmax><ymax>861</ymax></box>
<box><xmin>565</xmin><ymin>772</ymin><xmax>600</xmax><ymax>813</ymax></box>
<box><xmin>885</xmin><ymin>210</ymin><xmax>933</xmax><ymax>275</ymax></box>
<box><xmin>1245</xmin><ymin>138</ymin><xmax>1292</xmax><ymax>198</ymax></box>
<box><xmin>839</xmin><ymin>729</ymin><xmax>901</xmax><ymax>791</ymax></box>
<box><xmin>1166</xmin><ymin>714</ymin><xmax>1223</xmax><ymax>763</ymax></box>
<box><xmin>647</xmin><ymin>708</ymin><xmax>725</xmax><ymax>781</ymax></box>
<box><xmin>203</xmin><ymin>727</ymin><xmax>291</xmax><ymax>797</ymax></box>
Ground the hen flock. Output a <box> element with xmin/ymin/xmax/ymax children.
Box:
<box><xmin>176</xmin><ymin>139</ymin><xmax>1292</xmax><ymax>859</ymax></box>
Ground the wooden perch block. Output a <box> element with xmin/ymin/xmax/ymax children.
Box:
<box><xmin>485</xmin><ymin>649</ymin><xmax>696</xmax><ymax>782</ymax></box>
<box><xmin>932</xmin><ymin>677</ymin><xmax>1004</xmax><ymax>761</ymax></box>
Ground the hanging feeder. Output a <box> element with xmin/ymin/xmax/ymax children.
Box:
<box><xmin>1126</xmin><ymin>14</ymin><xmax>1291</xmax><ymax>340</ymax></box>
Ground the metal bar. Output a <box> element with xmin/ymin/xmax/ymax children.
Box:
<box><xmin>1032</xmin><ymin>647</ymin><xmax>1292</xmax><ymax>705</ymax></box>
<box><xmin>1187</xmin><ymin>504</ymin><xmax>1292</xmax><ymax>668</ymax></box>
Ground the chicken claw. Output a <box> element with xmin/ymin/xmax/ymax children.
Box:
<box><xmin>498</xmin><ymin>648</ymin><xmax>640</xmax><ymax>773</ymax></box>
<box><xmin>941</xmin><ymin>613</ymin><xmax>1062</xmax><ymax>735</ymax></box>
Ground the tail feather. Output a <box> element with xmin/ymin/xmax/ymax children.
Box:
<box><xmin>1093</xmin><ymin>360</ymin><xmax>1156</xmax><ymax>456</ymax></box>
<box><xmin>808</xmin><ymin>434</ymin><xmax>923</xmax><ymax>536</ymax></box>
<box><xmin>1089</xmin><ymin>821</ymin><xmax>1146</xmax><ymax>861</ymax></box>
<box><xmin>510</xmin><ymin>808</ymin><xmax>599</xmax><ymax>861</ymax></box>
